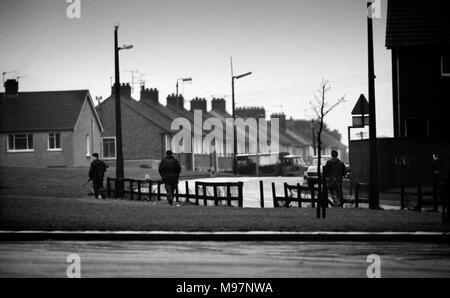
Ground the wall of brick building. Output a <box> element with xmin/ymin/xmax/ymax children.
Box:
<box><xmin>72</xmin><ymin>99</ymin><xmax>102</xmax><ymax>167</ymax></box>
<box><xmin>349</xmin><ymin>137</ymin><xmax>450</xmax><ymax>189</ymax></box>
<box><xmin>194</xmin><ymin>154</ymin><xmax>210</xmax><ymax>171</ymax></box>
<box><xmin>218</xmin><ymin>156</ymin><xmax>233</xmax><ymax>172</ymax></box>
<box><xmin>97</xmin><ymin>98</ymin><xmax>166</xmax><ymax>161</ymax></box>
<box><xmin>394</xmin><ymin>48</ymin><xmax>450</xmax><ymax>138</ymax></box>
<box><xmin>0</xmin><ymin>131</ymin><xmax>73</xmax><ymax>167</ymax></box>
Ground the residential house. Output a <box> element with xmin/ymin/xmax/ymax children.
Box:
<box><xmin>96</xmin><ymin>84</ymin><xmax>174</xmax><ymax>167</ymax></box>
<box><xmin>0</xmin><ymin>79</ymin><xmax>103</xmax><ymax>167</ymax></box>
<box><xmin>349</xmin><ymin>0</ymin><xmax>450</xmax><ymax>188</ymax></box>
<box><xmin>386</xmin><ymin>0</ymin><xmax>450</xmax><ymax>138</ymax></box>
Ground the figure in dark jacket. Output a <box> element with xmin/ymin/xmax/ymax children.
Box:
<box><xmin>323</xmin><ymin>150</ymin><xmax>347</xmax><ymax>207</ymax></box>
<box><xmin>159</xmin><ymin>150</ymin><xmax>182</xmax><ymax>205</ymax></box>
<box><xmin>89</xmin><ymin>153</ymin><xmax>108</xmax><ymax>199</ymax></box>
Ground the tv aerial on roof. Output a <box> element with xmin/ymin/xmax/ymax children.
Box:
<box><xmin>2</xmin><ymin>71</ymin><xmax>16</xmax><ymax>85</ymax></box>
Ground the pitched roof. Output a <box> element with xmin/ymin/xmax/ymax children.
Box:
<box><xmin>0</xmin><ymin>90</ymin><xmax>102</xmax><ymax>133</ymax></box>
<box><xmin>97</xmin><ymin>94</ymin><xmax>173</xmax><ymax>133</ymax></box>
<box><xmin>386</xmin><ymin>0</ymin><xmax>450</xmax><ymax>48</ymax></box>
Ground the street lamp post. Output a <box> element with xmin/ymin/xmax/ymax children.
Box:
<box><xmin>176</xmin><ymin>77</ymin><xmax>192</xmax><ymax>96</ymax></box>
<box><xmin>367</xmin><ymin>1</ymin><xmax>380</xmax><ymax>209</ymax></box>
<box><xmin>230</xmin><ymin>57</ymin><xmax>252</xmax><ymax>175</ymax></box>
<box><xmin>114</xmin><ymin>24</ymin><xmax>133</xmax><ymax>197</ymax></box>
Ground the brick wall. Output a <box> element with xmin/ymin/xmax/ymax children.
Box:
<box><xmin>349</xmin><ymin>137</ymin><xmax>450</xmax><ymax>189</ymax></box>
<box><xmin>97</xmin><ymin>97</ymin><xmax>166</xmax><ymax>161</ymax></box>
<box><xmin>0</xmin><ymin>131</ymin><xmax>73</xmax><ymax>167</ymax></box>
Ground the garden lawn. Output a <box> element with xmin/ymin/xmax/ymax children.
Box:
<box><xmin>0</xmin><ymin>195</ymin><xmax>448</xmax><ymax>232</ymax></box>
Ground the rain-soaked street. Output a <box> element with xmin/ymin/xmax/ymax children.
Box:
<box><xmin>1</xmin><ymin>241</ymin><xmax>449</xmax><ymax>278</ymax></box>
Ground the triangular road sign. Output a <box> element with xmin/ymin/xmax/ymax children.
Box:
<box><xmin>351</xmin><ymin>94</ymin><xmax>369</xmax><ymax>115</ymax></box>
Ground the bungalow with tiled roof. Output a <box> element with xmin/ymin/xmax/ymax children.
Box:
<box><xmin>0</xmin><ymin>79</ymin><xmax>103</xmax><ymax>167</ymax></box>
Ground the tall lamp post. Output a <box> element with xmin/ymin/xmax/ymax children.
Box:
<box><xmin>230</xmin><ymin>57</ymin><xmax>252</xmax><ymax>175</ymax></box>
<box><xmin>114</xmin><ymin>24</ymin><xmax>133</xmax><ymax>197</ymax></box>
<box><xmin>367</xmin><ymin>1</ymin><xmax>379</xmax><ymax>209</ymax></box>
<box><xmin>176</xmin><ymin>77</ymin><xmax>192</xmax><ymax>96</ymax></box>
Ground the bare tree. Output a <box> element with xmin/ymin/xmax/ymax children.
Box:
<box><xmin>309</xmin><ymin>79</ymin><xmax>345</xmax><ymax>218</ymax></box>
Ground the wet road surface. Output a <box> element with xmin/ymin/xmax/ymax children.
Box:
<box><xmin>1</xmin><ymin>241</ymin><xmax>449</xmax><ymax>277</ymax></box>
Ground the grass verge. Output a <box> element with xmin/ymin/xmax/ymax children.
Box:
<box><xmin>1</xmin><ymin>195</ymin><xmax>447</xmax><ymax>232</ymax></box>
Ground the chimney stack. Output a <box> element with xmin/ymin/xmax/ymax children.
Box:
<box><xmin>167</xmin><ymin>94</ymin><xmax>184</xmax><ymax>110</ymax></box>
<box><xmin>270</xmin><ymin>113</ymin><xmax>286</xmax><ymax>132</ymax></box>
<box><xmin>4</xmin><ymin>79</ymin><xmax>19</xmax><ymax>97</ymax></box>
<box><xmin>140</xmin><ymin>85</ymin><xmax>159</xmax><ymax>105</ymax></box>
<box><xmin>190</xmin><ymin>97</ymin><xmax>207</xmax><ymax>113</ymax></box>
<box><xmin>236</xmin><ymin>106</ymin><xmax>266</xmax><ymax>119</ymax></box>
<box><xmin>111</xmin><ymin>83</ymin><xmax>132</xmax><ymax>98</ymax></box>
<box><xmin>211</xmin><ymin>98</ymin><xmax>226</xmax><ymax>114</ymax></box>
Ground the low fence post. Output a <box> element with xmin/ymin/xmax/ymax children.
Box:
<box><xmin>400</xmin><ymin>184</ymin><xmax>405</xmax><ymax>209</ymax></box>
<box><xmin>355</xmin><ymin>183</ymin><xmax>360</xmax><ymax>208</ymax></box>
<box><xmin>433</xmin><ymin>182</ymin><xmax>438</xmax><ymax>212</ymax></box>
<box><xmin>213</xmin><ymin>185</ymin><xmax>219</xmax><ymax>206</ymax></box>
<box><xmin>157</xmin><ymin>181</ymin><xmax>161</xmax><ymax>201</ymax></box>
<box><xmin>416</xmin><ymin>184</ymin><xmax>422</xmax><ymax>211</ymax></box>
<box><xmin>148</xmin><ymin>180</ymin><xmax>152</xmax><ymax>201</ymax></box>
<box><xmin>106</xmin><ymin>178</ymin><xmax>111</xmax><ymax>198</ymax></box>
<box><xmin>446</xmin><ymin>191</ymin><xmax>450</xmax><ymax>223</ymax></box>
<box><xmin>259</xmin><ymin>180</ymin><xmax>265</xmax><ymax>208</ymax></box>
<box><xmin>238</xmin><ymin>182</ymin><xmax>243</xmax><ymax>207</ymax></box>
<box><xmin>297</xmin><ymin>183</ymin><xmax>302</xmax><ymax>208</ymax></box>
<box><xmin>226</xmin><ymin>184</ymin><xmax>232</xmax><ymax>207</ymax></box>
<box><xmin>316</xmin><ymin>184</ymin><xmax>321</xmax><ymax>219</ymax></box>
<box><xmin>272</xmin><ymin>182</ymin><xmax>278</xmax><ymax>208</ymax></box>
<box><xmin>195</xmin><ymin>182</ymin><xmax>199</xmax><ymax>206</ymax></box>
<box><xmin>322</xmin><ymin>177</ymin><xmax>326</xmax><ymax>218</ymax></box>
<box><xmin>137</xmin><ymin>180</ymin><xmax>142</xmax><ymax>200</ymax></box>
<box><xmin>202</xmin><ymin>184</ymin><xmax>207</xmax><ymax>206</ymax></box>
<box><xmin>283</xmin><ymin>183</ymin><xmax>288</xmax><ymax>200</ymax></box>
<box><xmin>185</xmin><ymin>181</ymin><xmax>190</xmax><ymax>203</ymax></box>
<box><xmin>443</xmin><ymin>195</ymin><xmax>446</xmax><ymax>223</ymax></box>
<box><xmin>129</xmin><ymin>180</ymin><xmax>134</xmax><ymax>200</ymax></box>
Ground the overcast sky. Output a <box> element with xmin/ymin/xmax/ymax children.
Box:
<box><xmin>0</xmin><ymin>0</ymin><xmax>393</xmax><ymax>143</ymax></box>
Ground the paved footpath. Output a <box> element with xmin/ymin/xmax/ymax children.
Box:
<box><xmin>1</xmin><ymin>241</ymin><xmax>449</xmax><ymax>277</ymax></box>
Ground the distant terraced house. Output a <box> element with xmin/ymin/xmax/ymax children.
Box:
<box><xmin>0</xmin><ymin>79</ymin><xmax>103</xmax><ymax>167</ymax></box>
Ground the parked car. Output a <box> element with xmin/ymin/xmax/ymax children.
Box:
<box><xmin>304</xmin><ymin>155</ymin><xmax>332</xmax><ymax>185</ymax></box>
<box><xmin>237</xmin><ymin>152</ymin><xmax>307</xmax><ymax>177</ymax></box>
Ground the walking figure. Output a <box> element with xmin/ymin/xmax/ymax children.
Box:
<box><xmin>323</xmin><ymin>150</ymin><xmax>347</xmax><ymax>207</ymax></box>
<box><xmin>159</xmin><ymin>150</ymin><xmax>181</xmax><ymax>205</ymax></box>
<box><xmin>89</xmin><ymin>153</ymin><xmax>108</xmax><ymax>199</ymax></box>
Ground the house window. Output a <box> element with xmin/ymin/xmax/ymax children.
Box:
<box><xmin>86</xmin><ymin>134</ymin><xmax>90</xmax><ymax>157</ymax></box>
<box><xmin>442</xmin><ymin>53</ymin><xmax>450</xmax><ymax>77</ymax></box>
<box><xmin>7</xmin><ymin>133</ymin><xmax>33</xmax><ymax>152</ymax></box>
<box><xmin>48</xmin><ymin>133</ymin><xmax>61</xmax><ymax>150</ymax></box>
<box><xmin>102</xmin><ymin>137</ymin><xmax>116</xmax><ymax>159</ymax></box>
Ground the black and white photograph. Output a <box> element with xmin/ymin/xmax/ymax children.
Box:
<box><xmin>0</xmin><ymin>0</ymin><xmax>449</xmax><ymax>286</ymax></box>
